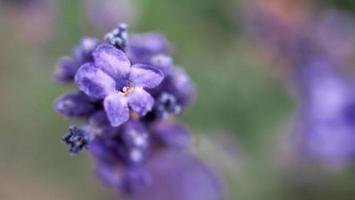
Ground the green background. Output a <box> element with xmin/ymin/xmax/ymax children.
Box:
<box><xmin>0</xmin><ymin>0</ymin><xmax>354</xmax><ymax>199</ymax></box>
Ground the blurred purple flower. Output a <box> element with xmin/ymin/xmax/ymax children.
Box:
<box><xmin>312</xmin><ymin>10</ymin><xmax>355</xmax><ymax>65</ymax></box>
<box><xmin>245</xmin><ymin>5</ymin><xmax>355</xmax><ymax>68</ymax></box>
<box><xmin>293</xmin><ymin>59</ymin><xmax>355</xmax><ymax>167</ymax></box>
<box><xmin>128</xmin><ymin>33</ymin><xmax>172</xmax><ymax>64</ymax></box>
<box><xmin>53</xmin><ymin>37</ymin><xmax>99</xmax><ymax>83</ymax></box>
<box><xmin>246</xmin><ymin>3</ymin><xmax>355</xmax><ymax>168</ymax></box>
<box><xmin>128</xmin><ymin>149</ymin><xmax>225</xmax><ymax>200</ymax></box>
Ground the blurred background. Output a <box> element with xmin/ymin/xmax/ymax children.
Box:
<box><xmin>1</xmin><ymin>0</ymin><xmax>355</xmax><ymax>199</ymax></box>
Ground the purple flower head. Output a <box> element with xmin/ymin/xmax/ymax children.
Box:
<box><xmin>75</xmin><ymin>44</ymin><xmax>164</xmax><ymax>127</ymax></box>
<box><xmin>128</xmin><ymin>32</ymin><xmax>171</xmax><ymax>64</ymax></box>
<box><xmin>53</xmin><ymin>37</ymin><xmax>99</xmax><ymax>82</ymax></box>
<box><xmin>62</xmin><ymin>125</ymin><xmax>91</xmax><ymax>155</ymax></box>
<box><xmin>52</xmin><ymin>24</ymin><xmax>221</xmax><ymax>197</ymax></box>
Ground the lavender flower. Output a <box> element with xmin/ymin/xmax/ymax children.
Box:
<box><xmin>53</xmin><ymin>23</ymin><xmax>223</xmax><ymax>199</ymax></box>
<box><xmin>75</xmin><ymin>43</ymin><xmax>164</xmax><ymax>127</ymax></box>
<box><xmin>246</xmin><ymin>4</ymin><xmax>355</xmax><ymax>167</ymax></box>
<box><xmin>293</xmin><ymin>59</ymin><xmax>355</xmax><ymax>167</ymax></box>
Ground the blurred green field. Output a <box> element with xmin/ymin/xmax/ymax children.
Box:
<box><xmin>1</xmin><ymin>0</ymin><xmax>355</xmax><ymax>200</ymax></box>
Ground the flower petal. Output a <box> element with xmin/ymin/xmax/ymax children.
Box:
<box><xmin>104</xmin><ymin>93</ymin><xmax>130</xmax><ymax>127</ymax></box>
<box><xmin>151</xmin><ymin>121</ymin><xmax>191</xmax><ymax>148</ymax></box>
<box><xmin>128</xmin><ymin>32</ymin><xmax>171</xmax><ymax>64</ymax></box>
<box><xmin>128</xmin><ymin>87</ymin><xmax>154</xmax><ymax>116</ymax></box>
<box><xmin>129</xmin><ymin>64</ymin><xmax>164</xmax><ymax>89</ymax></box>
<box><xmin>75</xmin><ymin>63</ymin><xmax>116</xmax><ymax>99</ymax></box>
<box><xmin>93</xmin><ymin>44</ymin><xmax>131</xmax><ymax>83</ymax></box>
<box><xmin>53</xmin><ymin>56</ymin><xmax>78</xmax><ymax>82</ymax></box>
<box><xmin>54</xmin><ymin>92</ymin><xmax>97</xmax><ymax>118</ymax></box>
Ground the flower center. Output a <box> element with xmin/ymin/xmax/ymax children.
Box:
<box><xmin>121</xmin><ymin>82</ymin><xmax>134</xmax><ymax>96</ymax></box>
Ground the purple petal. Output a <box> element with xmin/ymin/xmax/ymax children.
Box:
<box><xmin>74</xmin><ymin>37</ymin><xmax>99</xmax><ymax>61</ymax></box>
<box><xmin>130</xmin><ymin>64</ymin><xmax>164</xmax><ymax>89</ymax></box>
<box><xmin>128</xmin><ymin>87</ymin><xmax>154</xmax><ymax>116</ymax></box>
<box><xmin>93</xmin><ymin>44</ymin><xmax>131</xmax><ymax>83</ymax></box>
<box><xmin>128</xmin><ymin>32</ymin><xmax>171</xmax><ymax>64</ymax></box>
<box><xmin>170</xmin><ymin>67</ymin><xmax>196</xmax><ymax>106</ymax></box>
<box><xmin>54</xmin><ymin>92</ymin><xmax>97</xmax><ymax>118</ymax></box>
<box><xmin>104</xmin><ymin>93</ymin><xmax>130</xmax><ymax>127</ymax></box>
<box><xmin>53</xmin><ymin>56</ymin><xmax>77</xmax><ymax>82</ymax></box>
<box><xmin>75</xmin><ymin>63</ymin><xmax>116</xmax><ymax>99</ymax></box>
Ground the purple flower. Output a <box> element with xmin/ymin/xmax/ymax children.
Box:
<box><xmin>53</xmin><ymin>37</ymin><xmax>99</xmax><ymax>82</ymax></box>
<box><xmin>75</xmin><ymin>44</ymin><xmax>164</xmax><ymax>127</ymax></box>
<box><xmin>54</xmin><ymin>92</ymin><xmax>98</xmax><ymax>118</ymax></box>
<box><xmin>128</xmin><ymin>33</ymin><xmax>171</xmax><ymax>64</ymax></box>
<box><xmin>293</xmin><ymin>59</ymin><xmax>355</xmax><ymax>166</ymax></box>
<box><xmin>53</xmin><ymin>24</ymin><xmax>220</xmax><ymax>197</ymax></box>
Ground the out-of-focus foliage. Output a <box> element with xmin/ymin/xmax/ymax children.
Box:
<box><xmin>1</xmin><ymin>0</ymin><xmax>355</xmax><ymax>200</ymax></box>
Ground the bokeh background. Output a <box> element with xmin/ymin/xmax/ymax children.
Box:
<box><xmin>1</xmin><ymin>0</ymin><xmax>355</xmax><ymax>199</ymax></box>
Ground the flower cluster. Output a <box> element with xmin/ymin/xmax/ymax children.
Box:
<box><xmin>53</xmin><ymin>24</ymin><xmax>205</xmax><ymax>195</ymax></box>
<box><xmin>246</xmin><ymin>4</ymin><xmax>355</xmax><ymax>167</ymax></box>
